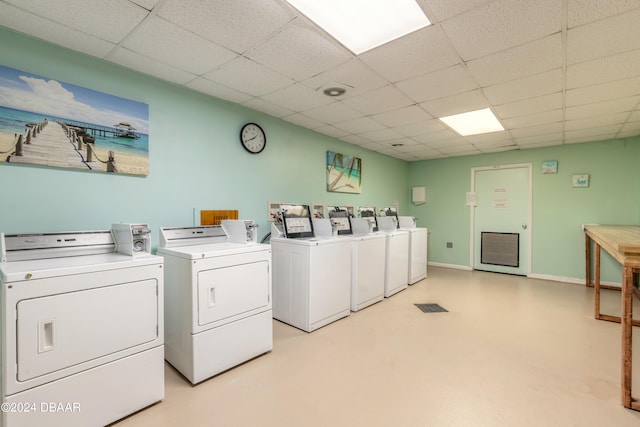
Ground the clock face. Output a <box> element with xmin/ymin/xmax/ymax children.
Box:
<box><xmin>240</xmin><ymin>123</ymin><xmax>266</xmax><ymax>154</ymax></box>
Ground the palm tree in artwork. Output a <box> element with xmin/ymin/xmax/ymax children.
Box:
<box><xmin>327</xmin><ymin>152</ymin><xmax>362</xmax><ymax>191</ymax></box>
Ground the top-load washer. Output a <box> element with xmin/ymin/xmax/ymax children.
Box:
<box><xmin>0</xmin><ymin>224</ymin><xmax>164</xmax><ymax>427</ymax></box>
<box><xmin>376</xmin><ymin>215</ymin><xmax>410</xmax><ymax>297</ymax></box>
<box><xmin>271</xmin><ymin>204</ymin><xmax>352</xmax><ymax>332</ymax></box>
<box><xmin>157</xmin><ymin>220</ymin><xmax>272</xmax><ymax>384</ymax></box>
<box><xmin>398</xmin><ymin>216</ymin><xmax>428</xmax><ymax>284</ymax></box>
<box><xmin>349</xmin><ymin>217</ymin><xmax>387</xmax><ymax>311</ymax></box>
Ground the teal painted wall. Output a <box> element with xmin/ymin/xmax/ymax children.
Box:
<box><xmin>408</xmin><ymin>138</ymin><xmax>640</xmax><ymax>283</ymax></box>
<box><xmin>0</xmin><ymin>28</ymin><xmax>408</xmax><ymax>244</ymax></box>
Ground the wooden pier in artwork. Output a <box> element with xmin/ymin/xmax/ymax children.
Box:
<box><xmin>1</xmin><ymin>119</ymin><xmax>117</xmax><ymax>172</ymax></box>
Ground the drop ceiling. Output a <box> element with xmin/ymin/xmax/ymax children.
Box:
<box><xmin>1</xmin><ymin>0</ymin><xmax>639</xmax><ymax>161</ymax></box>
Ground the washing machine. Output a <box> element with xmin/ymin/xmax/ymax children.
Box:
<box><xmin>0</xmin><ymin>225</ymin><xmax>164</xmax><ymax>427</ymax></box>
<box><xmin>377</xmin><ymin>216</ymin><xmax>410</xmax><ymax>297</ymax></box>
<box><xmin>348</xmin><ymin>218</ymin><xmax>386</xmax><ymax>311</ymax></box>
<box><xmin>157</xmin><ymin>221</ymin><xmax>272</xmax><ymax>384</ymax></box>
<box><xmin>271</xmin><ymin>204</ymin><xmax>351</xmax><ymax>332</ymax></box>
<box><xmin>398</xmin><ymin>216</ymin><xmax>428</xmax><ymax>284</ymax></box>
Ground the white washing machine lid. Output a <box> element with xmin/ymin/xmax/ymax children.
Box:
<box><xmin>157</xmin><ymin>241</ymin><xmax>270</xmax><ymax>260</ymax></box>
<box><xmin>1</xmin><ymin>252</ymin><xmax>162</xmax><ymax>283</ymax></box>
<box><xmin>270</xmin><ymin>236</ymin><xmax>354</xmax><ymax>246</ymax></box>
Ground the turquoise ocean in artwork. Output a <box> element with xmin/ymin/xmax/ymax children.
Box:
<box><xmin>0</xmin><ymin>105</ymin><xmax>149</xmax><ymax>155</ymax></box>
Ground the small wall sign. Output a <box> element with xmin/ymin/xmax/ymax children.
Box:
<box><xmin>572</xmin><ymin>174</ymin><xmax>590</xmax><ymax>188</ymax></box>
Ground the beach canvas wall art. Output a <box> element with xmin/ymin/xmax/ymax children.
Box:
<box><xmin>326</xmin><ymin>151</ymin><xmax>362</xmax><ymax>194</ymax></box>
<box><xmin>0</xmin><ymin>65</ymin><xmax>149</xmax><ymax>176</ymax></box>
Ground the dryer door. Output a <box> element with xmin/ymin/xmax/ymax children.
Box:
<box><xmin>197</xmin><ymin>261</ymin><xmax>270</xmax><ymax>328</ymax></box>
<box><xmin>17</xmin><ymin>279</ymin><xmax>159</xmax><ymax>381</ymax></box>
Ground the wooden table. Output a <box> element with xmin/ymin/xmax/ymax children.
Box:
<box><xmin>584</xmin><ymin>225</ymin><xmax>640</xmax><ymax>411</ymax></box>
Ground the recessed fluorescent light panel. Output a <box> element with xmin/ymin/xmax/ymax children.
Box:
<box><xmin>438</xmin><ymin>108</ymin><xmax>505</xmax><ymax>136</ymax></box>
<box><xmin>285</xmin><ymin>0</ymin><xmax>431</xmax><ymax>55</ymax></box>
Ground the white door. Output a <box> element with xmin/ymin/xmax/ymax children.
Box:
<box><xmin>472</xmin><ymin>164</ymin><xmax>531</xmax><ymax>275</ymax></box>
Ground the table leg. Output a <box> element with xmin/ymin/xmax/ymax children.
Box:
<box><xmin>585</xmin><ymin>234</ymin><xmax>591</xmax><ymax>286</ymax></box>
<box><xmin>621</xmin><ymin>265</ymin><xmax>633</xmax><ymax>408</ymax></box>
<box><xmin>595</xmin><ymin>242</ymin><xmax>601</xmax><ymax>319</ymax></box>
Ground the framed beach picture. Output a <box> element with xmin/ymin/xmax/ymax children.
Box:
<box><xmin>326</xmin><ymin>150</ymin><xmax>362</xmax><ymax>194</ymax></box>
<box><xmin>0</xmin><ymin>64</ymin><xmax>149</xmax><ymax>176</ymax></box>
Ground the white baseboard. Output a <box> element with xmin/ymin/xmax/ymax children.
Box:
<box><xmin>527</xmin><ymin>273</ymin><xmax>621</xmax><ymax>287</ymax></box>
<box><xmin>428</xmin><ymin>262</ymin><xmax>472</xmax><ymax>271</ymax></box>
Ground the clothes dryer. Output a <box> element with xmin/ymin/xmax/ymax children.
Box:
<box><xmin>0</xmin><ymin>226</ymin><xmax>164</xmax><ymax>427</ymax></box>
<box><xmin>157</xmin><ymin>222</ymin><xmax>272</xmax><ymax>384</ymax></box>
<box><xmin>398</xmin><ymin>216</ymin><xmax>428</xmax><ymax>284</ymax></box>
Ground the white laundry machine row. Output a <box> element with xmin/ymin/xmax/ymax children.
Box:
<box><xmin>398</xmin><ymin>216</ymin><xmax>428</xmax><ymax>284</ymax></box>
<box><xmin>0</xmin><ymin>224</ymin><xmax>164</xmax><ymax>427</ymax></box>
<box><xmin>157</xmin><ymin>221</ymin><xmax>272</xmax><ymax>384</ymax></box>
<box><xmin>271</xmin><ymin>205</ymin><xmax>352</xmax><ymax>332</ymax></box>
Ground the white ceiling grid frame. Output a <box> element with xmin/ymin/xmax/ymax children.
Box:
<box><xmin>1</xmin><ymin>0</ymin><xmax>640</xmax><ymax>161</ymax></box>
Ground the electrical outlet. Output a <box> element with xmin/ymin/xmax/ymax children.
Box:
<box><xmin>446</xmin><ymin>242</ymin><xmax>453</xmax><ymax>248</ymax></box>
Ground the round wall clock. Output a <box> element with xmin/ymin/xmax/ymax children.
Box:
<box><xmin>240</xmin><ymin>123</ymin><xmax>266</xmax><ymax>154</ymax></box>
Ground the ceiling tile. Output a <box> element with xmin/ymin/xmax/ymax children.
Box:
<box><xmin>245</xmin><ymin>19</ymin><xmax>351</xmax><ymax>81</ymax></box>
<box><xmin>566</xmin><ymin>75</ymin><xmax>640</xmax><ymax>106</ymax></box>
<box><xmin>186</xmin><ymin>77</ymin><xmax>253</xmax><ymax>104</ymax></box>
<box><xmin>422</xmin><ymin>0</ymin><xmax>493</xmax><ymax>21</ymax></box>
<box><xmin>122</xmin><ymin>15</ymin><xmax>238</xmax><ymax>75</ymax></box>
<box><xmin>203</xmin><ymin>57</ymin><xmax>295</xmax><ymax>97</ymax></box>
<box><xmin>495</xmin><ymin>93</ymin><xmax>563</xmax><ymax>119</ymax></box>
<box><xmin>514</xmin><ymin>132</ymin><xmax>563</xmax><ymax>145</ymax></box>
<box><xmin>396</xmin><ymin>64</ymin><xmax>479</xmax><ymax>103</ymax></box>
<box><xmin>566</xmin><ymin>49</ymin><xmax>640</xmax><ymax>89</ymax></box>
<box><xmin>420</xmin><ymin>89</ymin><xmax>489</xmax><ymax>118</ymax></box>
<box><xmin>300</xmin><ymin>59</ymin><xmax>387</xmax><ymax>97</ymax></box>
<box><xmin>565</xmin><ymin>97</ymin><xmax>639</xmax><ymax>120</ymax></box>
<box><xmin>156</xmin><ymin>0</ymin><xmax>294</xmax><ymax>53</ymax></box>
<box><xmin>302</xmin><ymin>102</ymin><xmax>362</xmax><ymax>124</ymax></box>
<box><xmin>130</xmin><ymin>0</ymin><xmax>158</xmax><ymax>10</ymax></box>
<box><xmin>502</xmin><ymin>109</ymin><xmax>563</xmax><ymax>129</ymax></box>
<box><xmin>371</xmin><ymin>105</ymin><xmax>433</xmax><ymax>127</ymax></box>
<box><xmin>467</xmin><ymin>34</ymin><xmax>563</xmax><ymax>87</ymax></box>
<box><xmin>315</xmin><ymin>125</ymin><xmax>350</xmax><ymax>139</ymax></box>
<box><xmin>567</xmin><ymin>0</ymin><xmax>640</xmax><ymax>28</ymax></box>
<box><xmin>282</xmin><ymin>113</ymin><xmax>325</xmax><ymax>130</ymax></box>
<box><xmin>564</xmin><ymin>113</ymin><xmax>629</xmax><ymax>131</ymax></box>
<box><xmin>259</xmin><ymin>83</ymin><xmax>333</xmax><ymax>112</ymax></box>
<box><xmin>565</xmin><ymin>130</ymin><xmax>619</xmax><ymax>143</ymax></box>
<box><xmin>241</xmin><ymin>97</ymin><xmax>295</xmax><ymax>118</ymax></box>
<box><xmin>333</xmin><ymin>117</ymin><xmax>386</xmax><ymax>134</ymax></box>
<box><xmin>0</xmin><ymin>3</ymin><xmax>116</xmax><ymax>58</ymax></box>
<box><xmin>341</xmin><ymin>85</ymin><xmax>414</xmax><ymax>116</ymax></box>
<box><xmin>359</xmin><ymin>25</ymin><xmax>460</xmax><ymax>82</ymax></box>
<box><xmin>3</xmin><ymin>0</ymin><xmax>149</xmax><ymax>44</ymax></box>
<box><xmin>567</xmin><ymin>8</ymin><xmax>640</xmax><ymax>65</ymax></box>
<box><xmin>108</xmin><ymin>48</ymin><xmax>197</xmax><ymax>84</ymax></box>
<box><xmin>509</xmin><ymin>123</ymin><xmax>564</xmax><ymax>138</ymax></box>
<box><xmin>483</xmin><ymin>69</ymin><xmax>563</xmax><ymax>105</ymax></box>
<box><xmin>395</xmin><ymin>119</ymin><xmax>449</xmax><ymax>138</ymax></box>
<box><xmin>356</xmin><ymin>128</ymin><xmax>405</xmax><ymax>143</ymax></box>
<box><xmin>441</xmin><ymin>0</ymin><xmax>561</xmax><ymax>60</ymax></box>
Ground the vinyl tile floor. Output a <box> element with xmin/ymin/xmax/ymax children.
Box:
<box><xmin>114</xmin><ymin>267</ymin><xmax>640</xmax><ymax>427</ymax></box>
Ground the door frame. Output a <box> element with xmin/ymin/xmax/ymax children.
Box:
<box><xmin>469</xmin><ymin>163</ymin><xmax>532</xmax><ymax>275</ymax></box>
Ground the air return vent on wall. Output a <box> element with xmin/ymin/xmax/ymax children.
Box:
<box><xmin>481</xmin><ymin>232</ymin><xmax>519</xmax><ymax>267</ymax></box>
